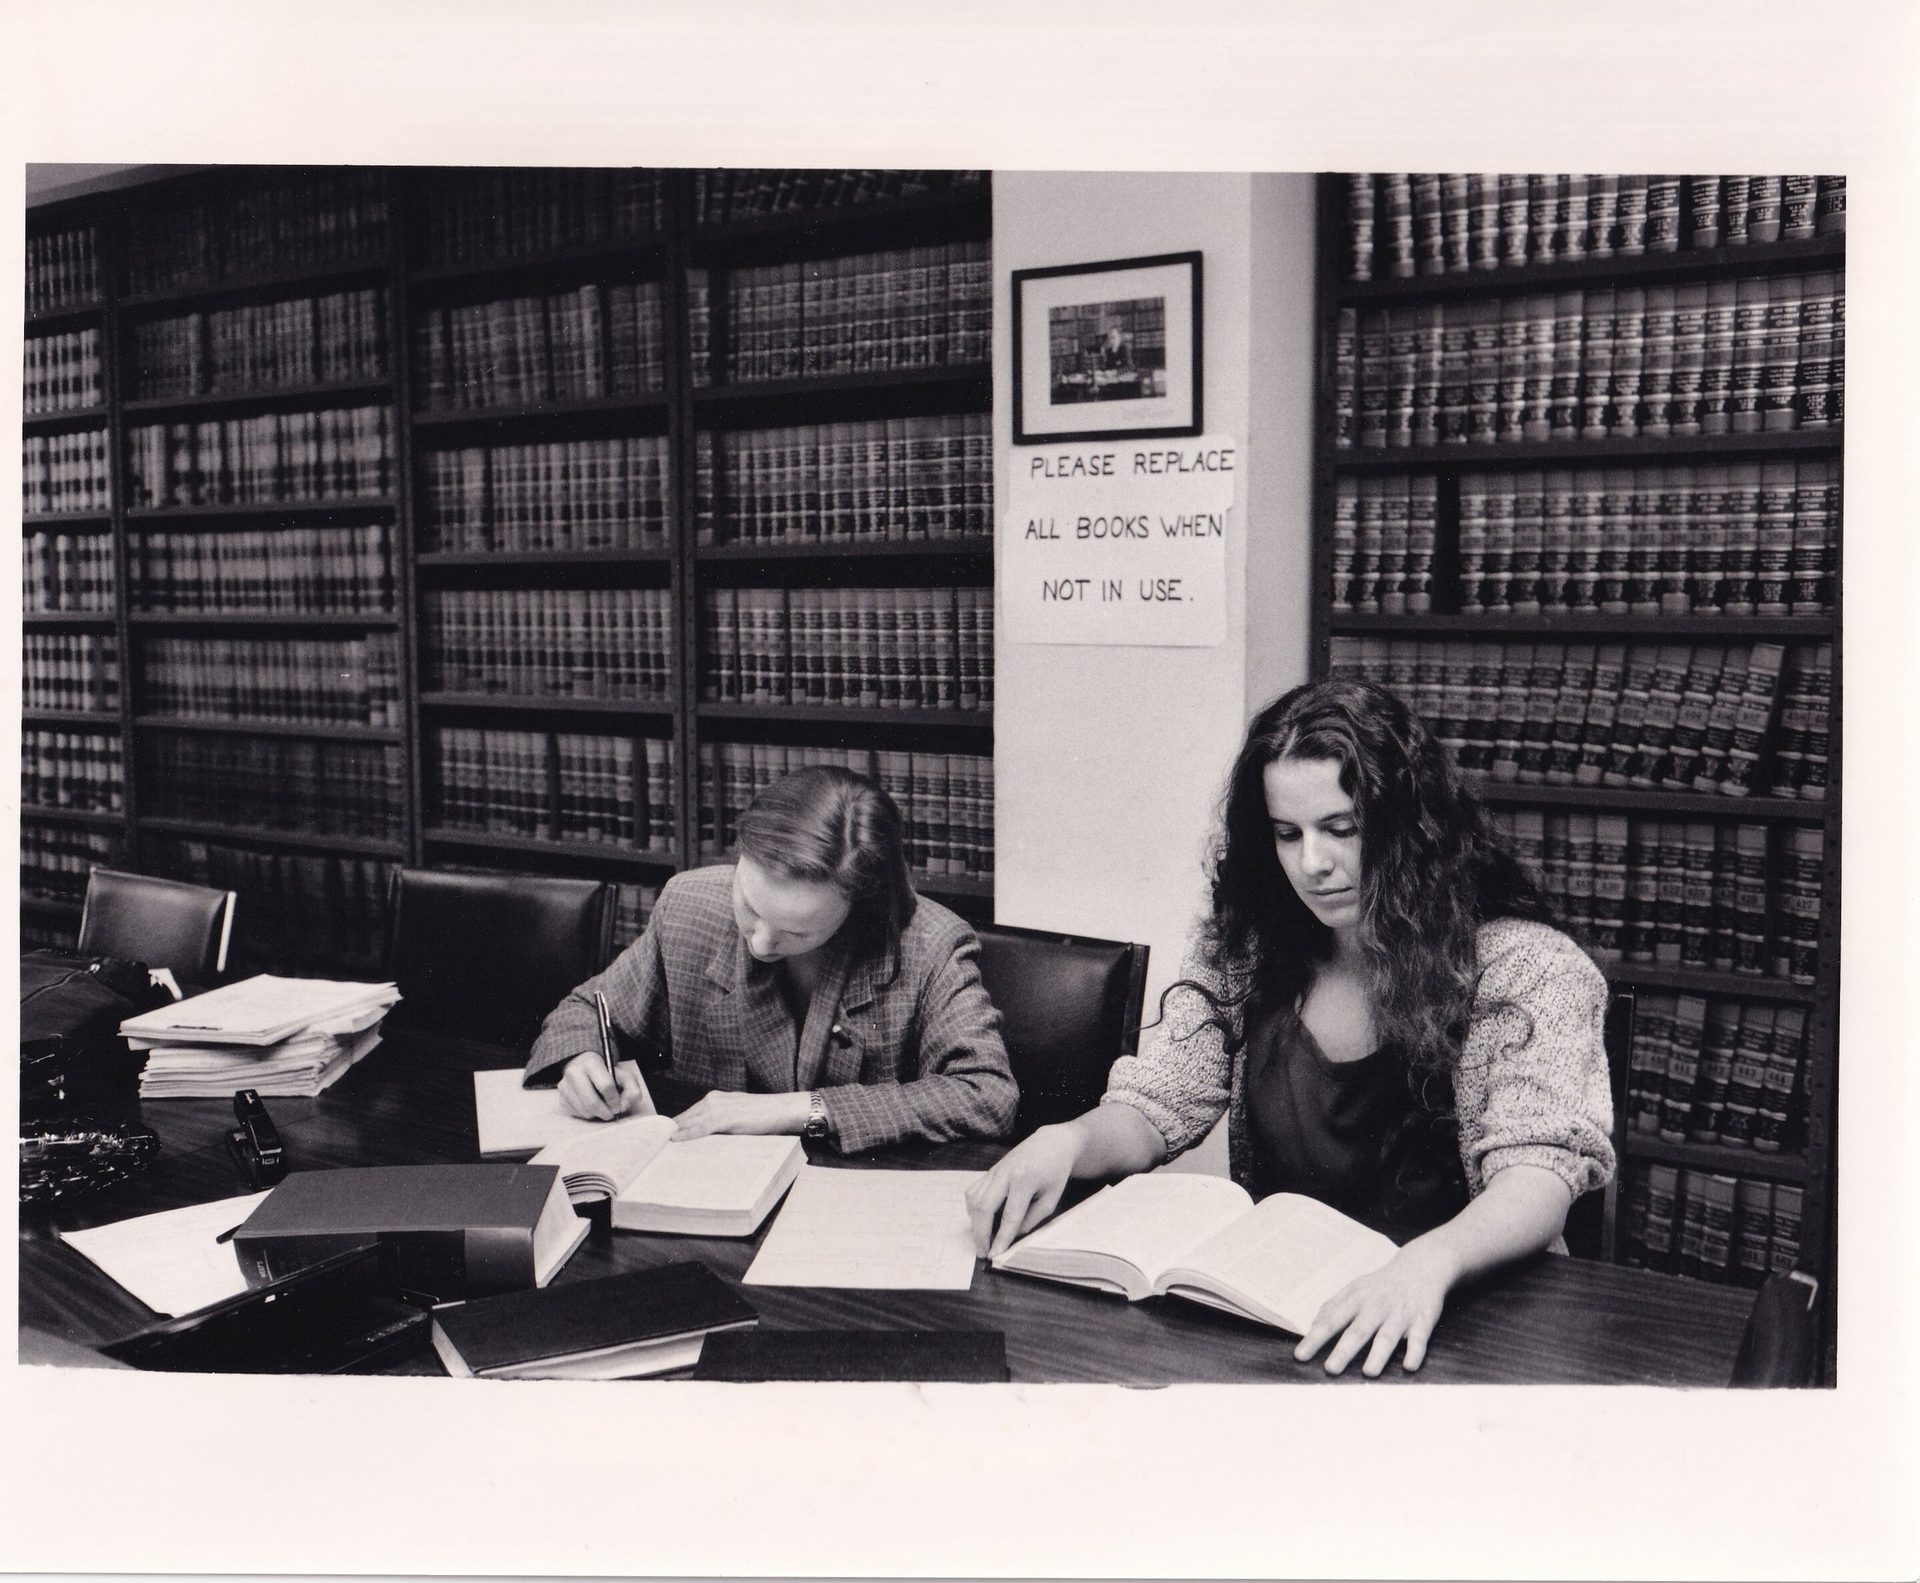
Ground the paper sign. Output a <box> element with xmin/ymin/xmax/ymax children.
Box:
<box><xmin>1002</xmin><ymin>434</ymin><xmax>1236</xmax><ymax>646</ymax></box>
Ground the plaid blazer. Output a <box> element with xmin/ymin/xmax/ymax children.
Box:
<box><xmin>526</xmin><ymin>865</ymin><xmax>1017</xmax><ymax>1152</ymax></box>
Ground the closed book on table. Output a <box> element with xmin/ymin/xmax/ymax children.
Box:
<box><xmin>232</xmin><ymin>1163</ymin><xmax>588</xmax><ymax>1300</ymax></box>
<box><xmin>693</xmin><ymin>1327</ymin><xmax>1009</xmax><ymax>1383</ymax></box>
<box><xmin>431</xmin><ymin>1262</ymin><xmax>758</xmax><ymax>1381</ymax></box>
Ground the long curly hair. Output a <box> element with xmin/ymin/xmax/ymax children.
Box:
<box><xmin>1197</xmin><ymin>678</ymin><xmax>1551</xmax><ymax>1091</ymax></box>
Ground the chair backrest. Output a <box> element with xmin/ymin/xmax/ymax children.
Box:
<box><xmin>77</xmin><ymin>867</ymin><xmax>235</xmax><ymax>986</ymax></box>
<box><xmin>973</xmin><ymin>923</ymin><xmax>1149</xmax><ymax>1138</ymax></box>
<box><xmin>1565</xmin><ymin>985</ymin><xmax>1635</xmax><ymax>1260</ymax></box>
<box><xmin>1729</xmin><ymin>1270</ymin><xmax>1820</xmax><ymax>1387</ymax></box>
<box><xmin>385</xmin><ymin>869</ymin><xmax>615</xmax><ymax>1056</ymax></box>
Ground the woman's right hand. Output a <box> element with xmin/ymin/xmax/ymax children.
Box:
<box><xmin>556</xmin><ymin>1052</ymin><xmax>648</xmax><ymax>1121</ymax></box>
<box><xmin>964</xmin><ymin>1121</ymin><xmax>1089</xmax><ymax>1257</ymax></box>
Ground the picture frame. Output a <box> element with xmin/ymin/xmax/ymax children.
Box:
<box><xmin>1011</xmin><ymin>250</ymin><xmax>1203</xmax><ymax>444</ymax></box>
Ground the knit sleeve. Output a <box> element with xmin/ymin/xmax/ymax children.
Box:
<box><xmin>1456</xmin><ymin>919</ymin><xmax>1616</xmax><ymax>1199</ymax></box>
<box><xmin>1100</xmin><ymin>930</ymin><xmax>1244</xmax><ymax>1157</ymax></box>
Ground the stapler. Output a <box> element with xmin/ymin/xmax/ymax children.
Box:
<box><xmin>226</xmin><ymin>1087</ymin><xmax>288</xmax><ymax>1188</ymax></box>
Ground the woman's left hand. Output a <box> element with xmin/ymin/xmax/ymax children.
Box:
<box><xmin>1293</xmin><ymin>1239</ymin><xmax>1460</xmax><ymax>1377</ymax></box>
<box><xmin>672</xmin><ymin>1090</ymin><xmax>811</xmax><ymax>1140</ymax></box>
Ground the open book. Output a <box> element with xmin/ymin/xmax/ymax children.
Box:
<box><xmin>989</xmin><ymin>1173</ymin><xmax>1399</xmax><ymax>1336</ymax></box>
<box><xmin>473</xmin><ymin>1069</ymin><xmax>803</xmax><ymax>1237</ymax></box>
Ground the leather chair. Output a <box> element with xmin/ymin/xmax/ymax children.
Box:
<box><xmin>385</xmin><ymin>869</ymin><xmax>616</xmax><ymax>1058</ymax></box>
<box><xmin>973</xmin><ymin>923</ymin><xmax>1149</xmax><ymax>1138</ymax></box>
<box><xmin>1565</xmin><ymin>986</ymin><xmax>1635</xmax><ymax>1260</ymax></box>
<box><xmin>77</xmin><ymin>867</ymin><xmax>235</xmax><ymax>986</ymax></box>
<box><xmin>1729</xmin><ymin>1269</ymin><xmax>1821</xmax><ymax>1387</ymax></box>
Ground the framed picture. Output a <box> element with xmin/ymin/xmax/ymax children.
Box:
<box><xmin>1011</xmin><ymin>250</ymin><xmax>1203</xmax><ymax>443</ymax></box>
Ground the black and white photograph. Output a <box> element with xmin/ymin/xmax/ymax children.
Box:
<box><xmin>6</xmin><ymin>5</ymin><xmax>1918</xmax><ymax>1583</ymax></box>
<box><xmin>1048</xmin><ymin>294</ymin><xmax>1168</xmax><ymax>404</ymax></box>
<box><xmin>1013</xmin><ymin>250</ymin><xmax>1201</xmax><ymax>441</ymax></box>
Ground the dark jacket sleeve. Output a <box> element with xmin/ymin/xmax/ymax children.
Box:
<box><xmin>524</xmin><ymin>916</ymin><xmax>673</xmax><ymax>1086</ymax></box>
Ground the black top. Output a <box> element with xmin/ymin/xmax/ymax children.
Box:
<box><xmin>1242</xmin><ymin>1002</ymin><xmax>1469</xmax><ymax>1236</ymax></box>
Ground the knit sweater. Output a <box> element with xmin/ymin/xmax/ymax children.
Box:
<box><xmin>1102</xmin><ymin>915</ymin><xmax>1616</xmax><ymax>1201</ymax></box>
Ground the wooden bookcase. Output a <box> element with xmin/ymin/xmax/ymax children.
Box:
<box><xmin>19</xmin><ymin>165</ymin><xmax>995</xmax><ymax>975</ymax></box>
<box><xmin>1307</xmin><ymin>174</ymin><xmax>1842</xmax><ymax>1368</ymax></box>
<box><xmin>23</xmin><ymin>198</ymin><xmax>128</xmax><ymax>950</ymax></box>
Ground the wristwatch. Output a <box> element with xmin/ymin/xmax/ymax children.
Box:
<box><xmin>803</xmin><ymin>1090</ymin><xmax>830</xmax><ymax>1141</ymax></box>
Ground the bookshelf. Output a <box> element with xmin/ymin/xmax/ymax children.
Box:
<box><xmin>1310</xmin><ymin>174</ymin><xmax>1843</xmax><ymax>1368</ymax></box>
<box><xmin>21</xmin><ymin>164</ymin><xmax>995</xmax><ymax>973</ymax></box>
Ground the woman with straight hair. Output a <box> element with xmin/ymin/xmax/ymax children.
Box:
<box><xmin>966</xmin><ymin>679</ymin><xmax>1615</xmax><ymax>1375</ymax></box>
<box><xmin>529</xmin><ymin>765</ymin><xmax>1016</xmax><ymax>1151</ymax></box>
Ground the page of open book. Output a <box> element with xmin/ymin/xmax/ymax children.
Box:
<box><xmin>623</xmin><ymin>1133</ymin><xmax>802</xmax><ymax>1212</ymax></box>
<box><xmin>1001</xmin><ymin>1171</ymin><xmax>1253</xmax><ymax>1284</ymax></box>
<box><xmin>531</xmin><ymin>1113</ymin><xmax>674</xmax><ymax>1195</ymax></box>
<box><xmin>57</xmin><ymin>1192</ymin><xmax>272</xmax><ymax>1317</ymax></box>
<box><xmin>1166</xmin><ymin>1192</ymin><xmax>1399</xmax><ymax>1333</ymax></box>
<box><xmin>743</xmin><ymin>1166</ymin><xmax>983</xmax><ymax>1289</ymax></box>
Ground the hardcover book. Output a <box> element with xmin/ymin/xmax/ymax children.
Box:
<box><xmin>231</xmin><ymin>1163</ymin><xmax>587</xmax><ymax>1299</ymax></box>
<box><xmin>991</xmin><ymin>1174</ymin><xmax>1398</xmax><ymax>1336</ymax></box>
<box><xmin>430</xmin><ymin>1261</ymin><xmax>757</xmax><ymax>1381</ymax></box>
<box><xmin>473</xmin><ymin>1069</ymin><xmax>805</xmax><ymax>1237</ymax></box>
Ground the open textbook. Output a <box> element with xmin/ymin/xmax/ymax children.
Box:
<box><xmin>989</xmin><ymin>1173</ymin><xmax>1399</xmax><ymax>1335</ymax></box>
<box><xmin>472</xmin><ymin>1068</ymin><xmax>802</xmax><ymax>1236</ymax></box>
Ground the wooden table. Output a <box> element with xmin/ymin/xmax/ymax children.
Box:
<box><xmin>19</xmin><ymin>1041</ymin><xmax>1755</xmax><ymax>1385</ymax></box>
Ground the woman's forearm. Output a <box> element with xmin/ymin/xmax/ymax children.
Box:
<box><xmin>1413</xmin><ymin>1163</ymin><xmax>1574</xmax><ymax>1289</ymax></box>
<box><xmin>1066</xmin><ymin>1101</ymin><xmax>1170</xmax><ymax>1180</ymax></box>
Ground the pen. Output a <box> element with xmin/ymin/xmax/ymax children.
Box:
<box><xmin>594</xmin><ymin>990</ymin><xmax>617</xmax><ymax>1086</ymax></box>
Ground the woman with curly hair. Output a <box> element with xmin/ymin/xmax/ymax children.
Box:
<box><xmin>966</xmin><ymin>679</ymin><xmax>1615</xmax><ymax>1376</ymax></box>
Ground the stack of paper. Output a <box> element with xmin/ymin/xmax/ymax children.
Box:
<box><xmin>124</xmin><ymin>975</ymin><xmax>402</xmax><ymax>1099</ymax></box>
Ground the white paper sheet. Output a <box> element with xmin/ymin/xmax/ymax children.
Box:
<box><xmin>57</xmin><ymin>1192</ymin><xmax>272</xmax><ymax>1316</ymax></box>
<box><xmin>742</xmin><ymin>1166</ymin><xmax>982</xmax><ymax>1290</ymax></box>
<box><xmin>474</xmin><ymin>1062</ymin><xmax>651</xmax><ymax>1157</ymax></box>
<box><xmin>121</xmin><ymin>975</ymin><xmax>399</xmax><ymax>1046</ymax></box>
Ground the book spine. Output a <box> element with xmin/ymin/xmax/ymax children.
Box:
<box><xmin>236</xmin><ymin>1227</ymin><xmax>492</xmax><ymax>1297</ymax></box>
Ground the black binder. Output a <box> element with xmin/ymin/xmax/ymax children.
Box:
<box><xmin>99</xmin><ymin>1243</ymin><xmax>429</xmax><ymax>1374</ymax></box>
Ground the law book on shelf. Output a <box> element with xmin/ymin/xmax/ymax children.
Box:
<box><xmin>471</xmin><ymin>1068</ymin><xmax>803</xmax><ymax>1236</ymax></box>
<box><xmin>429</xmin><ymin>1262</ymin><xmax>758</xmax><ymax>1381</ymax></box>
<box><xmin>1753</xmin><ymin>1005</ymin><xmax>1808</xmax><ymax>1151</ymax></box>
<box><xmin>990</xmin><ymin>1174</ymin><xmax>1398</xmax><ymax>1336</ymax></box>
<box><xmin>1733</xmin><ymin>1178</ymin><xmax>1775</xmax><ymax>1287</ymax></box>
<box><xmin>1656</xmin><ymin>993</ymin><xmax>1709</xmax><ymax>1142</ymax></box>
<box><xmin>1769</xmin><ymin>1184</ymin><xmax>1805</xmax><ymax>1275</ymax></box>
<box><xmin>230</xmin><ymin>1162</ymin><xmax>588</xmax><ymax>1299</ymax></box>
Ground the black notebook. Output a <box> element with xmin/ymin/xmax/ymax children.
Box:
<box><xmin>693</xmin><ymin>1328</ymin><xmax>1010</xmax><ymax>1383</ymax></box>
<box><xmin>430</xmin><ymin>1261</ymin><xmax>757</xmax><ymax>1380</ymax></box>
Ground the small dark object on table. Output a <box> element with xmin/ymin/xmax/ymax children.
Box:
<box><xmin>20</xmin><ymin>1114</ymin><xmax>160</xmax><ymax>1206</ymax></box>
